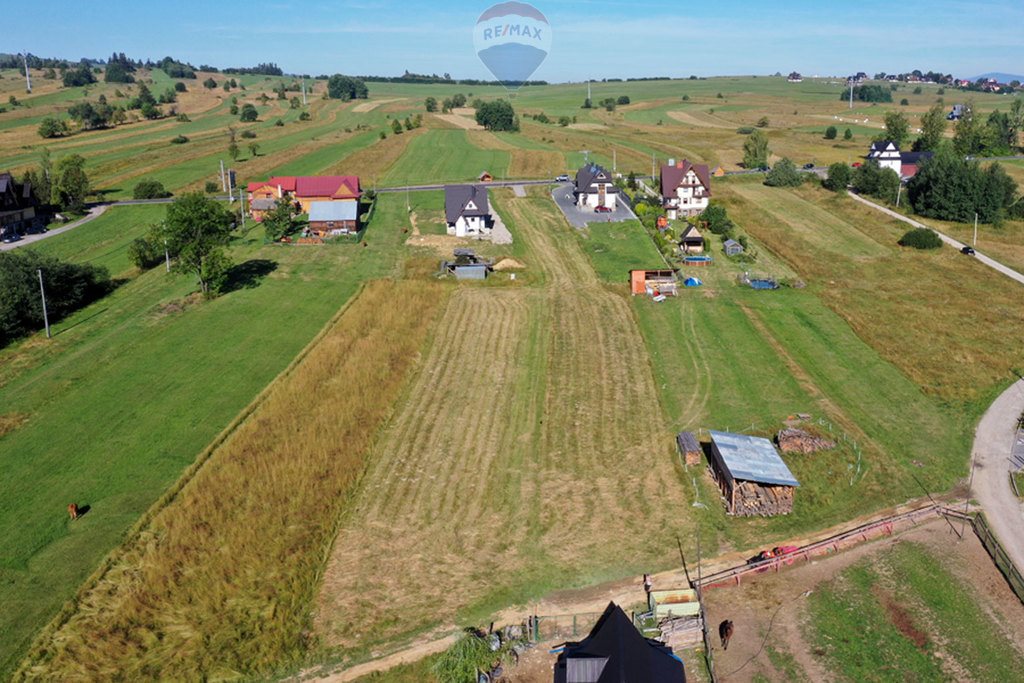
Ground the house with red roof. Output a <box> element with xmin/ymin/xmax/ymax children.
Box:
<box><xmin>660</xmin><ymin>159</ymin><xmax>711</xmax><ymax>219</ymax></box>
<box><xmin>246</xmin><ymin>175</ymin><xmax>361</xmax><ymax>220</ymax></box>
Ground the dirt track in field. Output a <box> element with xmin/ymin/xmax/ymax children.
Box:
<box><xmin>315</xmin><ymin>191</ymin><xmax>690</xmax><ymax>653</ymax></box>
<box><xmin>431</xmin><ymin>113</ymin><xmax>484</xmax><ymax>130</ymax></box>
<box><xmin>667</xmin><ymin>111</ymin><xmax>733</xmax><ymax>128</ymax></box>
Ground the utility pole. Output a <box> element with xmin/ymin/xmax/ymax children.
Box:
<box><xmin>613</xmin><ymin>148</ymin><xmax>617</xmax><ymax>174</ymax></box>
<box><xmin>37</xmin><ymin>269</ymin><xmax>50</xmax><ymax>339</ymax></box>
<box><xmin>301</xmin><ymin>78</ymin><xmax>307</xmax><ymax>106</ymax></box>
<box><xmin>849</xmin><ymin>80</ymin><xmax>854</xmax><ymax>109</ymax></box>
<box><xmin>896</xmin><ymin>182</ymin><xmax>902</xmax><ymax>207</ymax></box>
<box><xmin>974</xmin><ymin>212</ymin><xmax>978</xmax><ymax>246</ymax></box>
<box><xmin>587</xmin><ymin>79</ymin><xmax>591</xmax><ymax>102</ymax></box>
<box><xmin>220</xmin><ymin>160</ymin><xmax>227</xmax><ymax>193</ymax></box>
<box><xmin>22</xmin><ymin>52</ymin><xmax>32</xmax><ymax>93</ymax></box>
<box><xmin>164</xmin><ymin>237</ymin><xmax>171</xmax><ymax>272</ymax></box>
<box><xmin>651</xmin><ymin>152</ymin><xmax>656</xmax><ymax>182</ymax></box>
<box><xmin>240</xmin><ymin>191</ymin><xmax>247</xmax><ymax>231</ymax></box>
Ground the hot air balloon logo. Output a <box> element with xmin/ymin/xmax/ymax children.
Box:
<box><xmin>473</xmin><ymin>2</ymin><xmax>551</xmax><ymax>89</ymax></box>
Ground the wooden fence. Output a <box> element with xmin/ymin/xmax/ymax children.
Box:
<box><xmin>964</xmin><ymin>511</ymin><xmax>1024</xmax><ymax>605</ymax></box>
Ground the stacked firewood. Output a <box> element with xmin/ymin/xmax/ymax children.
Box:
<box><xmin>776</xmin><ymin>427</ymin><xmax>835</xmax><ymax>454</ymax></box>
<box><xmin>659</xmin><ymin>616</ymin><xmax>703</xmax><ymax>649</ymax></box>
<box><xmin>734</xmin><ymin>481</ymin><xmax>794</xmax><ymax>516</ymax></box>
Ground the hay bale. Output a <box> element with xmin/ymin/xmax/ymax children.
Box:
<box><xmin>492</xmin><ymin>258</ymin><xmax>525</xmax><ymax>271</ymax></box>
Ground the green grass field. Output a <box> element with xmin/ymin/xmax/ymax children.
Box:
<box><xmin>808</xmin><ymin>542</ymin><xmax>1024</xmax><ymax>681</ymax></box>
<box><xmin>0</xmin><ymin>198</ymin><xmax>408</xmax><ymax>677</ymax></box>
<box><xmin>382</xmin><ymin>129</ymin><xmax>510</xmax><ymax>185</ymax></box>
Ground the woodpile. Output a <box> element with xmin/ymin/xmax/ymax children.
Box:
<box><xmin>776</xmin><ymin>427</ymin><xmax>835</xmax><ymax>454</ymax></box>
<box><xmin>658</xmin><ymin>616</ymin><xmax>703</xmax><ymax>649</ymax></box>
<box><xmin>733</xmin><ymin>480</ymin><xmax>794</xmax><ymax>516</ymax></box>
<box><xmin>676</xmin><ymin>431</ymin><xmax>702</xmax><ymax>466</ymax></box>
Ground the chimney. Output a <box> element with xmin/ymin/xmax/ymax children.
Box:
<box><xmin>677</xmin><ymin>160</ymin><xmax>684</xmax><ymax>169</ymax></box>
<box><xmin>278</xmin><ymin>184</ymin><xmax>283</xmax><ymax>198</ymax></box>
<box><xmin>667</xmin><ymin>158</ymin><xmax>675</xmax><ymax>168</ymax></box>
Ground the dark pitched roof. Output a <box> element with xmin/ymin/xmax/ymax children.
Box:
<box><xmin>0</xmin><ymin>172</ymin><xmax>35</xmax><ymax>212</ymax></box>
<box><xmin>679</xmin><ymin>224</ymin><xmax>703</xmax><ymax>243</ymax></box>
<box><xmin>444</xmin><ymin>184</ymin><xmax>490</xmax><ymax>223</ymax></box>
<box><xmin>575</xmin><ymin>164</ymin><xmax>615</xmax><ymax>192</ymax></box>
<box><xmin>660</xmin><ymin>160</ymin><xmax>711</xmax><ymax>198</ymax></box>
<box><xmin>554</xmin><ymin>602</ymin><xmax>684</xmax><ymax>683</ymax></box>
<box><xmin>869</xmin><ymin>140</ymin><xmax>899</xmax><ymax>153</ymax></box>
<box><xmin>899</xmin><ymin>151</ymin><xmax>934</xmax><ymax>165</ymax></box>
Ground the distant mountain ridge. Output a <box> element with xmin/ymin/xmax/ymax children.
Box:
<box><xmin>968</xmin><ymin>72</ymin><xmax>1024</xmax><ymax>82</ymax></box>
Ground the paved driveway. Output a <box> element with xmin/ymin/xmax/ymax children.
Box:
<box><xmin>550</xmin><ymin>183</ymin><xmax>637</xmax><ymax>228</ymax></box>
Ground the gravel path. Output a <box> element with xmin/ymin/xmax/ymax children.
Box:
<box><xmin>971</xmin><ymin>378</ymin><xmax>1024</xmax><ymax>573</ymax></box>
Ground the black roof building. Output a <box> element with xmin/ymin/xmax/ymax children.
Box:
<box><xmin>444</xmin><ymin>184</ymin><xmax>490</xmax><ymax>224</ymax></box>
<box><xmin>574</xmin><ymin>164</ymin><xmax>618</xmax><ymax>194</ymax></box>
<box><xmin>553</xmin><ymin>602</ymin><xmax>685</xmax><ymax>683</ymax></box>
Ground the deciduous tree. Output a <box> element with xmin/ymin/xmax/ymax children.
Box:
<box><xmin>742</xmin><ymin>129</ymin><xmax>769</xmax><ymax>169</ymax></box>
<box><xmin>164</xmin><ymin>193</ymin><xmax>235</xmax><ymax>296</ymax></box>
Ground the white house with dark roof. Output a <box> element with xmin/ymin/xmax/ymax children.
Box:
<box><xmin>445</xmin><ymin>184</ymin><xmax>492</xmax><ymax>238</ymax></box>
<box><xmin>574</xmin><ymin>164</ymin><xmax>618</xmax><ymax>209</ymax></box>
<box><xmin>866</xmin><ymin>141</ymin><xmax>934</xmax><ymax>179</ymax></box>
<box><xmin>868</xmin><ymin>141</ymin><xmax>902</xmax><ymax>174</ymax></box>
<box><xmin>660</xmin><ymin>159</ymin><xmax>711</xmax><ymax>219</ymax></box>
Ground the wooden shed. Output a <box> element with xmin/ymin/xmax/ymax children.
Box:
<box><xmin>629</xmin><ymin>269</ymin><xmax>677</xmax><ymax>297</ymax></box>
<box><xmin>707</xmin><ymin>430</ymin><xmax>799</xmax><ymax>516</ymax></box>
<box><xmin>676</xmin><ymin>431</ymin><xmax>702</xmax><ymax>466</ymax></box>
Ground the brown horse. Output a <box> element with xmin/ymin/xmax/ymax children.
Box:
<box><xmin>719</xmin><ymin>619</ymin><xmax>734</xmax><ymax>650</ymax></box>
<box><xmin>68</xmin><ymin>503</ymin><xmax>79</xmax><ymax>521</ymax></box>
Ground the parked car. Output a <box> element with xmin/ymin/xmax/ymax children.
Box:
<box><xmin>961</xmin><ymin>246</ymin><xmax>976</xmax><ymax>255</ymax></box>
<box><xmin>852</xmin><ymin>162</ymin><xmax>863</xmax><ymax>168</ymax></box>
<box><xmin>555</xmin><ymin>174</ymin><xmax>570</xmax><ymax>182</ymax></box>
<box><xmin>594</xmin><ymin>205</ymin><xmax>613</xmax><ymax>213</ymax></box>
<box><xmin>2</xmin><ymin>233</ymin><xmax>22</xmax><ymax>244</ymax></box>
<box><xmin>803</xmin><ymin>162</ymin><xmax>815</xmax><ymax>170</ymax></box>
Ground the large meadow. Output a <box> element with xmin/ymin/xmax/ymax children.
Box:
<box><xmin>1</xmin><ymin>66</ymin><xmax>1023</xmax><ymax>680</ymax></box>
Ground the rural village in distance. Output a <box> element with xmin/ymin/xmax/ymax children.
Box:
<box><xmin>3</xmin><ymin>1</ymin><xmax>1024</xmax><ymax>681</ymax></box>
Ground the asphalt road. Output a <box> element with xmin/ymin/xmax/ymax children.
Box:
<box><xmin>971</xmin><ymin>379</ymin><xmax>1024</xmax><ymax>574</ymax></box>
<box><xmin>848</xmin><ymin>192</ymin><xmax>1024</xmax><ymax>287</ymax></box>
<box><xmin>549</xmin><ymin>182</ymin><xmax>637</xmax><ymax>228</ymax></box>
<box><xmin>0</xmin><ymin>205</ymin><xmax>109</xmax><ymax>252</ymax></box>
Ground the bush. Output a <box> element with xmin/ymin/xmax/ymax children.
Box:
<box><xmin>133</xmin><ymin>179</ymin><xmax>171</xmax><ymax>199</ymax></box>
<box><xmin>0</xmin><ymin>251</ymin><xmax>112</xmax><ymax>347</ymax></box>
<box><xmin>616</xmin><ymin>95</ymin><xmax>630</xmax><ymax>105</ymax></box>
<box><xmin>38</xmin><ymin>117</ymin><xmax>69</xmax><ymax>138</ymax></box>
<box><xmin>229</xmin><ymin>104</ymin><xmax>239</xmax><ymax>115</ymax></box>
<box><xmin>174</xmin><ymin>82</ymin><xmax>187</xmax><ymax>93</ymax></box>
<box><xmin>843</xmin><ymin>128</ymin><xmax>853</xmax><ymax>140</ymax></box>
<box><xmin>240</xmin><ymin>130</ymin><xmax>257</xmax><ymax>139</ymax></box>
<box><xmin>898</xmin><ymin>228</ymin><xmax>942</xmax><ymax>249</ymax></box>
<box><xmin>171</xmin><ymin>135</ymin><xmax>189</xmax><ymax>144</ymax></box>
<box><xmin>298</xmin><ymin>111</ymin><xmax>311</xmax><ymax>121</ymax></box>
<box><xmin>274</xmin><ymin>118</ymin><xmax>284</xmax><ymax>127</ymax></box>
<box><xmin>127</xmin><ymin>236</ymin><xmax>163</xmax><ymax>269</ymax></box>
<box><xmin>824</xmin><ymin>125</ymin><xmax>837</xmax><ymax>140</ymax></box>
<box><xmin>701</xmin><ymin>203</ymin><xmax>734</xmax><ymax>235</ymax></box>
<box><xmin>239</xmin><ymin>103</ymin><xmax>258</xmax><ymax>122</ymax></box>
<box><xmin>205</xmin><ymin>180</ymin><xmax>219</xmax><ymax>193</ymax></box>
<box><xmin>823</xmin><ymin>162</ymin><xmax>852</xmax><ymax>191</ymax></box>
<box><xmin>913</xmin><ymin>86</ymin><xmax>923</xmax><ymax>94</ymax></box>
<box><xmin>756</xmin><ymin>116</ymin><xmax>769</xmax><ymax>127</ymax></box>
<box><xmin>900</xmin><ymin>98</ymin><xmax>909</xmax><ymax>106</ymax></box>
<box><xmin>176</xmin><ymin>113</ymin><xmax>190</xmax><ymax>122</ymax></box>
<box><xmin>736</xmin><ymin>126</ymin><xmax>755</xmax><ymax>134</ymax></box>
<box><xmin>764</xmin><ymin>157</ymin><xmax>802</xmax><ymax>187</ymax></box>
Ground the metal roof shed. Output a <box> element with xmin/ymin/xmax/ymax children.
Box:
<box><xmin>708</xmin><ymin>430</ymin><xmax>799</xmax><ymax>516</ymax></box>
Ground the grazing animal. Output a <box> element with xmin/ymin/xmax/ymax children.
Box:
<box><xmin>67</xmin><ymin>503</ymin><xmax>79</xmax><ymax>521</ymax></box>
<box><xmin>719</xmin><ymin>619</ymin><xmax>734</xmax><ymax>650</ymax></box>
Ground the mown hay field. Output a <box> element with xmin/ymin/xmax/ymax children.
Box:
<box><xmin>315</xmin><ymin>191</ymin><xmax>693</xmax><ymax>661</ymax></box>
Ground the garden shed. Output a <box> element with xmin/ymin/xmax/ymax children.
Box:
<box><xmin>723</xmin><ymin>239</ymin><xmax>744</xmax><ymax>256</ymax></box>
<box><xmin>707</xmin><ymin>430</ymin><xmax>799</xmax><ymax>516</ymax></box>
<box><xmin>629</xmin><ymin>269</ymin><xmax>677</xmax><ymax>297</ymax></box>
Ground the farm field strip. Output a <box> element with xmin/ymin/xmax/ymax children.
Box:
<box><xmin>316</xmin><ymin>191</ymin><xmax>692</xmax><ymax>659</ymax></box>
<box><xmin>0</xmin><ymin>195</ymin><xmax>411</xmax><ymax>678</ymax></box>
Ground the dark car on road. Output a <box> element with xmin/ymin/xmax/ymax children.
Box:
<box><xmin>961</xmin><ymin>246</ymin><xmax>976</xmax><ymax>255</ymax></box>
<box><xmin>803</xmin><ymin>162</ymin><xmax>815</xmax><ymax>169</ymax></box>
<box><xmin>594</xmin><ymin>205</ymin><xmax>612</xmax><ymax>213</ymax></box>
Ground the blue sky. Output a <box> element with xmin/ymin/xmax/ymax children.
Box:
<box><xmin>10</xmin><ymin>0</ymin><xmax>1023</xmax><ymax>81</ymax></box>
